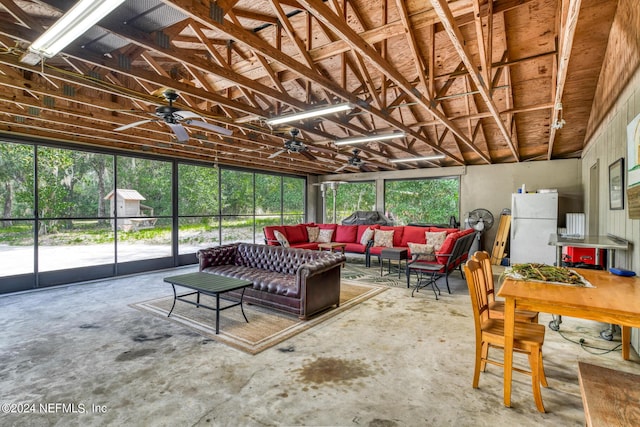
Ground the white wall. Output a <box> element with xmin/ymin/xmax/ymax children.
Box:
<box><xmin>582</xmin><ymin>68</ymin><xmax>640</xmax><ymax>271</ymax></box>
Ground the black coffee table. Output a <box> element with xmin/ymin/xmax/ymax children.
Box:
<box><xmin>163</xmin><ymin>272</ymin><xmax>253</xmax><ymax>334</ymax></box>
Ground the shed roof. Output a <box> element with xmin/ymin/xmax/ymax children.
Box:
<box><xmin>104</xmin><ymin>189</ymin><xmax>147</xmax><ymax>201</ymax></box>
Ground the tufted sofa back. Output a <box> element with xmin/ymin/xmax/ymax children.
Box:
<box><xmin>235</xmin><ymin>243</ymin><xmax>328</xmax><ymax>274</ymax></box>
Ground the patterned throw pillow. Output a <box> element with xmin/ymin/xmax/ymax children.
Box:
<box><xmin>360</xmin><ymin>227</ymin><xmax>374</xmax><ymax>245</ymax></box>
<box><xmin>373</xmin><ymin>229</ymin><xmax>394</xmax><ymax>248</ymax></box>
<box><xmin>425</xmin><ymin>231</ymin><xmax>447</xmax><ymax>252</ymax></box>
<box><xmin>407</xmin><ymin>242</ymin><xmax>435</xmax><ymax>261</ymax></box>
<box><xmin>316</xmin><ymin>228</ymin><xmax>334</xmax><ymax>243</ymax></box>
<box><xmin>307</xmin><ymin>226</ymin><xmax>320</xmax><ymax>242</ymax></box>
<box><xmin>273</xmin><ymin>230</ymin><xmax>290</xmax><ymax>247</ymax></box>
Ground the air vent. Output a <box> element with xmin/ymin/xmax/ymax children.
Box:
<box><xmin>210</xmin><ymin>2</ymin><xmax>224</xmax><ymax>24</ymax></box>
<box><xmin>43</xmin><ymin>96</ymin><xmax>55</xmax><ymax>108</ymax></box>
<box><xmin>28</xmin><ymin>107</ymin><xmax>40</xmax><ymax>116</ymax></box>
<box><xmin>15</xmin><ymin>116</ymin><xmax>25</xmax><ymax>123</ymax></box>
<box><xmin>156</xmin><ymin>31</ymin><xmax>169</xmax><ymax>49</ymax></box>
<box><xmin>118</xmin><ymin>54</ymin><xmax>131</xmax><ymax>70</ymax></box>
<box><xmin>63</xmin><ymin>85</ymin><xmax>76</xmax><ymax>97</ymax></box>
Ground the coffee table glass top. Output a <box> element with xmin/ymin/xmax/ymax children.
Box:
<box><xmin>164</xmin><ymin>272</ymin><xmax>252</xmax><ymax>292</ymax></box>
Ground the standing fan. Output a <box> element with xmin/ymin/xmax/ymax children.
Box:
<box><xmin>115</xmin><ymin>89</ymin><xmax>232</xmax><ymax>142</ymax></box>
<box><xmin>467</xmin><ymin>208</ymin><xmax>494</xmax><ymax>232</ymax></box>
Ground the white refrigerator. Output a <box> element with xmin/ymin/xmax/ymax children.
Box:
<box><xmin>510</xmin><ymin>193</ymin><xmax>558</xmax><ymax>265</ymax></box>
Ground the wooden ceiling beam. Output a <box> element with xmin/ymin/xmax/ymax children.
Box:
<box><xmin>163</xmin><ymin>0</ymin><xmax>465</xmax><ymax>164</ymax></box>
<box><xmin>547</xmin><ymin>0</ymin><xmax>581</xmax><ymax>159</ymax></box>
<box><xmin>297</xmin><ymin>0</ymin><xmax>481</xmax><ymax>163</ymax></box>
<box><xmin>430</xmin><ymin>0</ymin><xmax>519</xmax><ymax>162</ymax></box>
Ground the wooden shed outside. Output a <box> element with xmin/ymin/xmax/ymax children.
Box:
<box><xmin>104</xmin><ymin>189</ymin><xmax>156</xmax><ymax>231</ymax></box>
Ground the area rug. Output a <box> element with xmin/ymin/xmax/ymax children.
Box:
<box><xmin>342</xmin><ymin>255</ymin><xmax>407</xmax><ymax>288</ymax></box>
<box><xmin>132</xmin><ymin>279</ymin><xmax>386</xmax><ymax>355</ymax></box>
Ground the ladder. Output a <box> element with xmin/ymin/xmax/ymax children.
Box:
<box><xmin>491</xmin><ymin>214</ymin><xmax>511</xmax><ymax>265</ymax></box>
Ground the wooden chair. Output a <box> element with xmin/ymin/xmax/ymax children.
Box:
<box><xmin>464</xmin><ymin>259</ymin><xmax>548</xmax><ymax>412</ymax></box>
<box><xmin>472</xmin><ymin>251</ymin><xmax>539</xmax><ymax>323</ymax></box>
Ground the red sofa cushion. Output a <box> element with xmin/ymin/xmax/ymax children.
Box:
<box><xmin>284</xmin><ymin>225</ymin><xmax>307</xmax><ymax>244</ymax></box>
<box><xmin>429</xmin><ymin>227</ymin><xmax>459</xmax><ymax>235</ymax></box>
<box><xmin>379</xmin><ymin>226</ymin><xmax>405</xmax><ymax>247</ymax></box>
<box><xmin>318</xmin><ymin>223</ymin><xmax>337</xmax><ymax>231</ymax></box>
<box><xmin>401</xmin><ymin>225</ymin><xmax>429</xmax><ymax>246</ymax></box>
<box><xmin>335</xmin><ymin>225</ymin><xmax>358</xmax><ymax>243</ymax></box>
<box><xmin>343</xmin><ymin>242</ymin><xmax>367</xmax><ymax>253</ymax></box>
<box><xmin>436</xmin><ymin>228</ymin><xmax>474</xmax><ymax>264</ymax></box>
<box><xmin>263</xmin><ymin>225</ymin><xmax>287</xmax><ymax>246</ymax></box>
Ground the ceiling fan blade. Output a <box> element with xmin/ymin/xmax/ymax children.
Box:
<box><xmin>172</xmin><ymin>110</ymin><xmax>201</xmax><ymax>120</ymax></box>
<box><xmin>186</xmin><ymin>120</ymin><xmax>233</xmax><ymax>136</ymax></box>
<box><xmin>167</xmin><ymin>123</ymin><xmax>189</xmax><ymax>142</ymax></box>
<box><xmin>268</xmin><ymin>149</ymin><xmax>285</xmax><ymax>159</ymax></box>
<box><xmin>114</xmin><ymin>119</ymin><xmax>155</xmax><ymax>131</ymax></box>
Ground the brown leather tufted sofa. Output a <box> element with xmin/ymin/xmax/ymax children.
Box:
<box><xmin>196</xmin><ymin>243</ymin><xmax>345</xmax><ymax>320</ymax></box>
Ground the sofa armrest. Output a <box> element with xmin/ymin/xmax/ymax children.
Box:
<box><xmin>297</xmin><ymin>254</ymin><xmax>344</xmax><ymax>319</ymax></box>
<box><xmin>297</xmin><ymin>253</ymin><xmax>345</xmax><ymax>282</ymax></box>
<box><xmin>196</xmin><ymin>244</ymin><xmax>238</xmax><ymax>271</ymax></box>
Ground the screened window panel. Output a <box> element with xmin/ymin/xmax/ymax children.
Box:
<box><xmin>384</xmin><ymin>178</ymin><xmax>459</xmax><ymax>225</ymax></box>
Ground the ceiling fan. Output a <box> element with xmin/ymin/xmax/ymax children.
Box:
<box><xmin>335</xmin><ymin>149</ymin><xmax>369</xmax><ymax>172</ymax></box>
<box><xmin>268</xmin><ymin>129</ymin><xmax>316</xmax><ymax>160</ymax></box>
<box><xmin>114</xmin><ymin>89</ymin><xmax>232</xmax><ymax>142</ymax></box>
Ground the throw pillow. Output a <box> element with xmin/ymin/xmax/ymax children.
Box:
<box><xmin>360</xmin><ymin>227</ymin><xmax>374</xmax><ymax>245</ymax></box>
<box><xmin>407</xmin><ymin>242</ymin><xmax>436</xmax><ymax>261</ymax></box>
<box><xmin>307</xmin><ymin>226</ymin><xmax>320</xmax><ymax>242</ymax></box>
<box><xmin>273</xmin><ymin>230</ymin><xmax>290</xmax><ymax>248</ymax></box>
<box><xmin>373</xmin><ymin>229</ymin><xmax>394</xmax><ymax>248</ymax></box>
<box><xmin>425</xmin><ymin>231</ymin><xmax>447</xmax><ymax>252</ymax></box>
<box><xmin>316</xmin><ymin>228</ymin><xmax>334</xmax><ymax>243</ymax></box>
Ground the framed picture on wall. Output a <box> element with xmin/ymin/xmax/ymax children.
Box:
<box><xmin>627</xmin><ymin>112</ymin><xmax>640</xmax><ymax>188</ymax></box>
<box><xmin>609</xmin><ymin>158</ymin><xmax>624</xmax><ymax>210</ymax></box>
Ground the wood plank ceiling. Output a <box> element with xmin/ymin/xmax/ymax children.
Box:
<box><xmin>0</xmin><ymin>0</ymin><xmax>619</xmax><ymax>176</ymax></box>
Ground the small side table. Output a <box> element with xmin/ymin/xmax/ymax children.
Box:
<box><xmin>380</xmin><ymin>248</ymin><xmax>408</xmax><ymax>278</ymax></box>
<box><xmin>318</xmin><ymin>242</ymin><xmax>346</xmax><ymax>254</ymax></box>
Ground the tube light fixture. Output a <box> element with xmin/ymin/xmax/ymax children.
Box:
<box><xmin>389</xmin><ymin>154</ymin><xmax>446</xmax><ymax>163</ymax></box>
<box><xmin>266</xmin><ymin>103</ymin><xmax>352</xmax><ymax>125</ymax></box>
<box><xmin>334</xmin><ymin>131</ymin><xmax>405</xmax><ymax>146</ymax></box>
<box><xmin>27</xmin><ymin>0</ymin><xmax>126</xmax><ymax>59</ymax></box>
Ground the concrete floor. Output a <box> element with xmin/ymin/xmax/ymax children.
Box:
<box><xmin>1</xmin><ymin>262</ymin><xmax>638</xmax><ymax>427</ymax></box>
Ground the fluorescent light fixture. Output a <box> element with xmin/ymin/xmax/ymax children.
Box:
<box><xmin>28</xmin><ymin>0</ymin><xmax>125</xmax><ymax>59</ymax></box>
<box><xmin>266</xmin><ymin>103</ymin><xmax>352</xmax><ymax>125</ymax></box>
<box><xmin>389</xmin><ymin>154</ymin><xmax>446</xmax><ymax>163</ymax></box>
<box><xmin>334</xmin><ymin>131</ymin><xmax>405</xmax><ymax>146</ymax></box>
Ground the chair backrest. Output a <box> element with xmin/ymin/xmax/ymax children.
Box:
<box><xmin>446</xmin><ymin>231</ymin><xmax>477</xmax><ymax>270</ymax></box>
<box><xmin>472</xmin><ymin>251</ymin><xmax>495</xmax><ymax>303</ymax></box>
<box><xmin>464</xmin><ymin>259</ymin><xmax>491</xmax><ymax>329</ymax></box>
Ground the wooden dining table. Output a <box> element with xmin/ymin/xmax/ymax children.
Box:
<box><xmin>497</xmin><ymin>268</ymin><xmax>640</xmax><ymax>409</ymax></box>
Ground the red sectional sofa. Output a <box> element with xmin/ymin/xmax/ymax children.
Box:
<box><xmin>263</xmin><ymin>223</ymin><xmax>475</xmax><ymax>269</ymax></box>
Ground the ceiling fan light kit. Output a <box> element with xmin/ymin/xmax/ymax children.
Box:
<box><xmin>389</xmin><ymin>154</ymin><xmax>446</xmax><ymax>163</ymax></box>
<box><xmin>25</xmin><ymin>0</ymin><xmax>125</xmax><ymax>62</ymax></box>
<box><xmin>266</xmin><ymin>103</ymin><xmax>353</xmax><ymax>125</ymax></box>
<box><xmin>334</xmin><ymin>131</ymin><xmax>405</xmax><ymax>146</ymax></box>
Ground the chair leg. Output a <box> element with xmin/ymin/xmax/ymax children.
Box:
<box><xmin>539</xmin><ymin>349</ymin><xmax>548</xmax><ymax>388</ymax></box>
<box><xmin>480</xmin><ymin>341</ymin><xmax>489</xmax><ymax>372</ymax></box>
<box><xmin>473</xmin><ymin>340</ymin><xmax>483</xmax><ymax>388</ymax></box>
<box><xmin>444</xmin><ymin>273</ymin><xmax>452</xmax><ymax>294</ymax></box>
<box><xmin>529</xmin><ymin>351</ymin><xmax>546</xmax><ymax>413</ymax></box>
